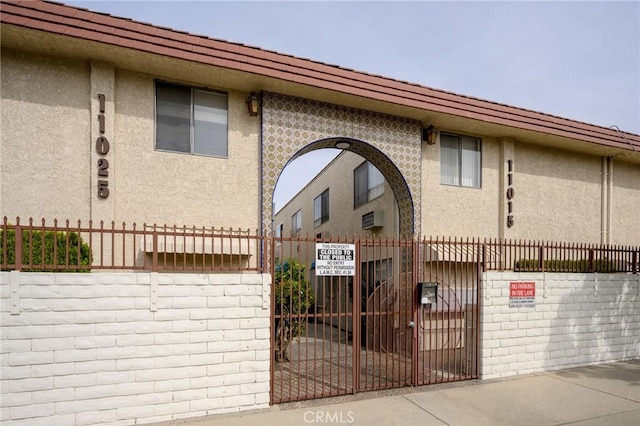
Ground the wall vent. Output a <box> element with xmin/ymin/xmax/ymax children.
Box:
<box><xmin>362</xmin><ymin>211</ymin><xmax>384</xmax><ymax>230</ymax></box>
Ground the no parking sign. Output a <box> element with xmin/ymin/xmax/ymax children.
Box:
<box><xmin>509</xmin><ymin>281</ymin><xmax>536</xmax><ymax>307</ymax></box>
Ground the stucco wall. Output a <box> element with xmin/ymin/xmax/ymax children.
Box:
<box><xmin>421</xmin><ymin>134</ymin><xmax>638</xmax><ymax>245</ymax></box>
<box><xmin>0</xmin><ymin>49</ymin><xmax>91</xmax><ymax>221</ymax></box>
<box><xmin>511</xmin><ymin>143</ymin><xmax>602</xmax><ymax>243</ymax></box>
<box><xmin>610</xmin><ymin>159</ymin><xmax>640</xmax><ymax>246</ymax></box>
<box><xmin>2</xmin><ymin>48</ymin><xmax>638</xmax><ymax>245</ymax></box>
<box><xmin>481</xmin><ymin>272</ymin><xmax>640</xmax><ymax>380</ymax></box>
<box><xmin>111</xmin><ymin>69</ymin><xmax>261</xmax><ymax>229</ymax></box>
<box><xmin>0</xmin><ymin>272</ymin><xmax>271</xmax><ymax>426</ymax></box>
<box><xmin>422</xmin><ymin>134</ymin><xmax>501</xmax><ymax>237</ymax></box>
<box><xmin>0</xmin><ymin>49</ymin><xmax>261</xmax><ymax>230</ymax></box>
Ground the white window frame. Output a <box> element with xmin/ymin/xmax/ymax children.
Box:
<box><xmin>440</xmin><ymin>133</ymin><xmax>482</xmax><ymax>188</ymax></box>
<box><xmin>155</xmin><ymin>81</ymin><xmax>228</xmax><ymax>157</ymax></box>
<box><xmin>354</xmin><ymin>161</ymin><xmax>385</xmax><ymax>208</ymax></box>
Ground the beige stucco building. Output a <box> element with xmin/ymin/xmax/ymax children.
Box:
<box><xmin>274</xmin><ymin>134</ymin><xmax>640</xmax><ymax>245</ymax></box>
<box><xmin>1</xmin><ymin>3</ymin><xmax>639</xmax><ymax>425</ymax></box>
<box><xmin>1</xmin><ymin>46</ymin><xmax>261</xmax><ymax>231</ymax></box>
<box><xmin>1</xmin><ymin>0</ymin><xmax>639</xmax><ymax>246</ymax></box>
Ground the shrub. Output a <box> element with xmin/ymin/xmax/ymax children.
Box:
<box><xmin>0</xmin><ymin>228</ymin><xmax>91</xmax><ymax>272</ymax></box>
<box><xmin>274</xmin><ymin>258</ymin><xmax>314</xmax><ymax>362</ymax></box>
<box><xmin>515</xmin><ymin>258</ymin><xmax>620</xmax><ymax>273</ymax></box>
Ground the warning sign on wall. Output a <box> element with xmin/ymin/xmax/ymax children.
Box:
<box><xmin>509</xmin><ymin>281</ymin><xmax>536</xmax><ymax>308</ymax></box>
<box><xmin>315</xmin><ymin>243</ymin><xmax>355</xmax><ymax>276</ymax></box>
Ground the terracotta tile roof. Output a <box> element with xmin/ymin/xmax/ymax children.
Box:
<box><xmin>1</xmin><ymin>0</ymin><xmax>639</xmax><ymax>151</ymax></box>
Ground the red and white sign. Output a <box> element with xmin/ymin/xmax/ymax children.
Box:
<box><xmin>509</xmin><ymin>281</ymin><xmax>535</xmax><ymax>307</ymax></box>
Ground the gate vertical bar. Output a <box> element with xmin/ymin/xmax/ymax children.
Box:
<box><xmin>14</xmin><ymin>219</ymin><xmax>22</xmax><ymax>271</ymax></box>
<box><xmin>269</xmin><ymin>234</ymin><xmax>275</xmax><ymax>404</ymax></box>
<box><xmin>416</xmin><ymin>239</ymin><xmax>422</xmax><ymax>386</ymax></box>
<box><xmin>268</xmin><ymin>236</ymin><xmax>276</xmax><ymax>405</ymax></box>
<box><xmin>353</xmin><ymin>237</ymin><xmax>361</xmax><ymax>394</ymax></box>
<box><xmin>477</xmin><ymin>241</ymin><xmax>485</xmax><ymax>379</ymax></box>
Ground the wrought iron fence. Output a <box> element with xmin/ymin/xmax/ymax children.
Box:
<box><xmin>420</xmin><ymin>236</ymin><xmax>640</xmax><ymax>274</ymax></box>
<box><xmin>1</xmin><ymin>217</ymin><xmax>638</xmax><ymax>274</ymax></box>
<box><xmin>1</xmin><ymin>217</ymin><xmax>263</xmax><ymax>272</ymax></box>
<box><xmin>3</xmin><ymin>217</ymin><xmax>638</xmax><ymax>404</ymax></box>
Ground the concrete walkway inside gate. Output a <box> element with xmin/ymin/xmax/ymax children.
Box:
<box><xmin>151</xmin><ymin>359</ymin><xmax>640</xmax><ymax>426</ymax></box>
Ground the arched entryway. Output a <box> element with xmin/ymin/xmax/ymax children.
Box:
<box><xmin>262</xmin><ymin>92</ymin><xmax>427</xmax><ymax>402</ymax></box>
<box><xmin>275</xmin><ymin>137</ymin><xmax>414</xmax><ymax>237</ymax></box>
<box><xmin>260</xmin><ymin>92</ymin><xmax>422</xmax><ymax>238</ymax></box>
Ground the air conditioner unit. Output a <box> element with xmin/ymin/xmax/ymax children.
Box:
<box><xmin>362</xmin><ymin>211</ymin><xmax>384</xmax><ymax>230</ymax></box>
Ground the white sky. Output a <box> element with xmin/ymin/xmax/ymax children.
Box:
<box><xmin>65</xmin><ymin>0</ymin><xmax>640</xmax><ymax>211</ymax></box>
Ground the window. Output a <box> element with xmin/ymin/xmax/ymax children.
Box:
<box><xmin>275</xmin><ymin>222</ymin><xmax>284</xmax><ymax>246</ymax></box>
<box><xmin>354</xmin><ymin>161</ymin><xmax>385</xmax><ymax>208</ymax></box>
<box><xmin>314</xmin><ymin>189</ymin><xmax>330</xmax><ymax>227</ymax></box>
<box><xmin>291</xmin><ymin>210</ymin><xmax>302</xmax><ymax>236</ymax></box>
<box><xmin>155</xmin><ymin>81</ymin><xmax>228</xmax><ymax>157</ymax></box>
<box><xmin>440</xmin><ymin>133</ymin><xmax>481</xmax><ymax>188</ymax></box>
<box><xmin>275</xmin><ymin>222</ymin><xmax>284</xmax><ymax>242</ymax></box>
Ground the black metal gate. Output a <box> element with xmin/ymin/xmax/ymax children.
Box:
<box><xmin>270</xmin><ymin>236</ymin><xmax>479</xmax><ymax>404</ymax></box>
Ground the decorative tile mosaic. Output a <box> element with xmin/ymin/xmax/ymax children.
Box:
<box><xmin>261</xmin><ymin>92</ymin><xmax>422</xmax><ymax>238</ymax></box>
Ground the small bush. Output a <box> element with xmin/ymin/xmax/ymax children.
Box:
<box><xmin>515</xmin><ymin>258</ymin><xmax>620</xmax><ymax>273</ymax></box>
<box><xmin>274</xmin><ymin>258</ymin><xmax>314</xmax><ymax>361</ymax></box>
<box><xmin>0</xmin><ymin>229</ymin><xmax>91</xmax><ymax>272</ymax></box>
<box><xmin>275</xmin><ymin>259</ymin><xmax>313</xmax><ymax>306</ymax></box>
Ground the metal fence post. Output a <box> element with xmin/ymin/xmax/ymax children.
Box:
<box><xmin>15</xmin><ymin>219</ymin><xmax>22</xmax><ymax>272</ymax></box>
<box><xmin>152</xmin><ymin>227</ymin><xmax>158</xmax><ymax>272</ymax></box>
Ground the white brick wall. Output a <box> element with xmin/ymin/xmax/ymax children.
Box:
<box><xmin>481</xmin><ymin>272</ymin><xmax>640</xmax><ymax>379</ymax></box>
<box><xmin>0</xmin><ymin>272</ymin><xmax>271</xmax><ymax>425</ymax></box>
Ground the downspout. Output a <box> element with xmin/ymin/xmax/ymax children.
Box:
<box><xmin>606</xmin><ymin>157</ymin><xmax>613</xmax><ymax>245</ymax></box>
<box><xmin>600</xmin><ymin>157</ymin><xmax>608</xmax><ymax>245</ymax></box>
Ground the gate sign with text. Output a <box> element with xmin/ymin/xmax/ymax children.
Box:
<box><xmin>315</xmin><ymin>243</ymin><xmax>355</xmax><ymax>276</ymax></box>
<box><xmin>509</xmin><ymin>281</ymin><xmax>536</xmax><ymax>308</ymax></box>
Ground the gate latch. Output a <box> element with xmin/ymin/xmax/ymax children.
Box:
<box><xmin>408</xmin><ymin>321</ymin><xmax>415</xmax><ymax>329</ymax></box>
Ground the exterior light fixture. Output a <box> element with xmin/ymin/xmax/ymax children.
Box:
<box><xmin>335</xmin><ymin>141</ymin><xmax>351</xmax><ymax>149</ymax></box>
<box><xmin>246</xmin><ymin>91</ymin><xmax>260</xmax><ymax>117</ymax></box>
<box><xmin>424</xmin><ymin>124</ymin><xmax>437</xmax><ymax>145</ymax></box>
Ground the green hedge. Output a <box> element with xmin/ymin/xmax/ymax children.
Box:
<box><xmin>0</xmin><ymin>229</ymin><xmax>91</xmax><ymax>272</ymax></box>
<box><xmin>515</xmin><ymin>258</ymin><xmax>620</xmax><ymax>273</ymax></box>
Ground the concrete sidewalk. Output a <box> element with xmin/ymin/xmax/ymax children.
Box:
<box><xmin>152</xmin><ymin>359</ymin><xmax>640</xmax><ymax>426</ymax></box>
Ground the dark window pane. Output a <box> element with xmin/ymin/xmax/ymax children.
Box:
<box><xmin>156</xmin><ymin>83</ymin><xmax>191</xmax><ymax>153</ymax></box>
<box><xmin>322</xmin><ymin>189</ymin><xmax>329</xmax><ymax>223</ymax></box>
<box><xmin>314</xmin><ymin>195</ymin><xmax>322</xmax><ymax>227</ymax></box>
<box><xmin>354</xmin><ymin>162</ymin><xmax>368</xmax><ymax>208</ymax></box>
